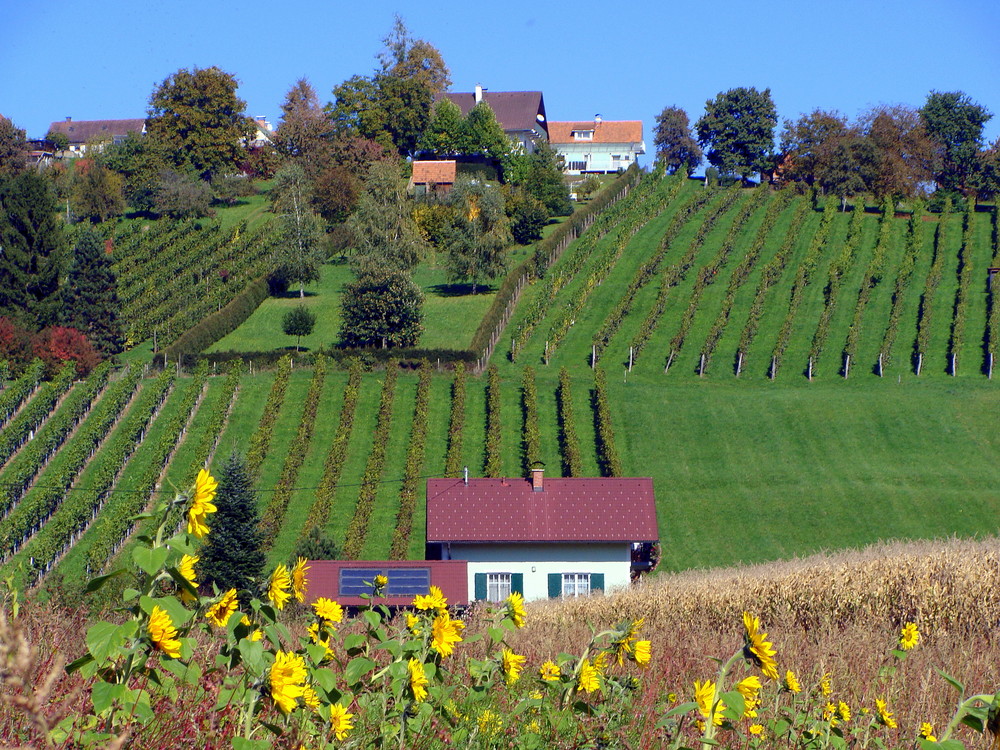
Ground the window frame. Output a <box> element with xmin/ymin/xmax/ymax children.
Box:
<box><xmin>485</xmin><ymin>572</ymin><xmax>512</xmax><ymax>603</ymax></box>
<box><xmin>561</xmin><ymin>572</ymin><xmax>591</xmax><ymax>597</ymax></box>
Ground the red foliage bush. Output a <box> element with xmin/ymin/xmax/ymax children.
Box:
<box><xmin>31</xmin><ymin>326</ymin><xmax>101</xmax><ymax>378</ymax></box>
<box><xmin>0</xmin><ymin>316</ymin><xmax>33</xmax><ymax>372</ymax></box>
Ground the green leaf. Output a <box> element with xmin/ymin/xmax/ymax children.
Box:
<box><xmin>86</xmin><ymin>622</ymin><xmax>126</xmax><ymax>665</ymax></box>
<box><xmin>238</xmin><ymin>639</ymin><xmax>265</xmax><ymax>675</ymax></box>
<box><xmin>305</xmin><ymin>643</ymin><xmax>328</xmax><ymax>665</ymax></box>
<box><xmin>344</xmin><ymin>656</ymin><xmax>376</xmax><ymax>686</ymax></box>
<box><xmin>132</xmin><ymin>545</ymin><xmax>169</xmax><ymax>577</ymax></box>
<box><xmin>936</xmin><ymin>668</ymin><xmax>965</xmax><ymax>694</ymax></box>
<box><xmin>960</xmin><ymin>710</ymin><xmax>985</xmax><ymax>733</ymax></box>
<box><xmin>361</xmin><ymin>610</ymin><xmax>381</xmax><ymax>629</ymax></box>
<box><xmin>720</xmin><ymin>690</ymin><xmax>745</xmax><ymax>721</ymax></box>
<box><xmin>659</xmin><ymin>701</ymin><xmax>699</xmax><ymax>720</ymax></box>
<box><xmin>91</xmin><ymin>681</ymin><xmax>125</xmax><ymax>715</ymax></box>
<box><xmin>232</xmin><ymin>738</ymin><xmax>272</xmax><ymax>750</ymax></box>
<box><xmin>343</xmin><ymin>633</ymin><xmax>366</xmax><ymax>653</ymax></box>
<box><xmin>85</xmin><ymin>568</ymin><xmax>127</xmax><ymax>593</ymax></box>
<box><xmin>487</xmin><ymin>626</ymin><xmax>506</xmax><ymax>644</ymax></box>
<box><xmin>123</xmin><ymin>588</ymin><xmax>140</xmax><ymax>602</ymax></box>
<box><xmin>929</xmin><ymin>741</ymin><xmax>966</xmax><ymax>750</ymax></box>
<box><xmin>65</xmin><ymin>653</ymin><xmax>95</xmax><ymax>674</ymax></box>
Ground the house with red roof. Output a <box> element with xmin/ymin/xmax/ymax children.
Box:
<box><xmin>425</xmin><ymin>466</ymin><xmax>658</xmax><ymax>603</ymax></box>
<box><xmin>548</xmin><ymin>116</ymin><xmax>645</xmax><ymax>175</ymax></box>
<box><xmin>440</xmin><ymin>85</ymin><xmax>548</xmax><ymax>153</ymax></box>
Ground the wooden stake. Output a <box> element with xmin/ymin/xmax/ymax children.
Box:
<box><xmin>950</xmin><ymin>353</ymin><xmax>956</xmax><ymax>376</ymax></box>
<box><xmin>770</xmin><ymin>356</ymin><xmax>776</xmax><ymax>381</ymax></box>
<box><xmin>844</xmin><ymin>353</ymin><xmax>850</xmax><ymax>379</ymax></box>
<box><xmin>664</xmin><ymin>350</ymin><xmax>674</xmax><ymax>373</ymax></box>
<box><xmin>544</xmin><ymin>341</ymin><xmax>549</xmax><ymax>366</ymax></box>
<box><xmin>735</xmin><ymin>351</ymin><xmax>743</xmax><ymax>377</ymax></box>
<box><xmin>916</xmin><ymin>352</ymin><xmax>922</xmax><ymax>377</ymax></box>
<box><xmin>629</xmin><ymin>347</ymin><xmax>634</xmax><ymax>372</ymax></box>
<box><xmin>877</xmin><ymin>352</ymin><xmax>883</xmax><ymax>378</ymax></box>
<box><xmin>592</xmin><ymin>345</ymin><xmax>596</xmax><ymax>369</ymax></box>
<box><xmin>807</xmin><ymin>357</ymin><xmax>813</xmax><ymax>381</ymax></box>
<box><xmin>699</xmin><ymin>353</ymin><xmax>705</xmax><ymax>377</ymax></box>
<box><xmin>989</xmin><ymin>352</ymin><xmax>993</xmax><ymax>380</ymax></box>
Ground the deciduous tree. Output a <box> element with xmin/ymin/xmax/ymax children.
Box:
<box><xmin>282</xmin><ymin>305</ymin><xmax>316</xmax><ymax>352</ymax></box>
<box><xmin>920</xmin><ymin>90</ymin><xmax>992</xmax><ymax>195</ymax></box>
<box><xmin>70</xmin><ymin>160</ymin><xmax>125</xmax><ymax>223</ymax></box>
<box><xmin>654</xmin><ymin>105</ymin><xmax>702</xmax><ymax>175</ymax></box>
<box><xmin>273</xmin><ymin>78</ymin><xmax>333</xmax><ymax>173</ymax></box>
<box><xmin>696</xmin><ymin>87</ymin><xmax>777</xmax><ymax>183</ymax></box>
<box><xmin>445</xmin><ymin>177</ymin><xmax>511</xmax><ymax>293</ymax></box>
<box><xmin>861</xmin><ymin>104</ymin><xmax>934</xmax><ymax>199</ymax></box>
<box><xmin>98</xmin><ymin>131</ymin><xmax>167</xmax><ymax>212</ymax></box>
<box><xmin>345</xmin><ymin>161</ymin><xmax>427</xmax><ymax>272</ymax></box>
<box><xmin>146</xmin><ymin>66</ymin><xmax>253</xmax><ymax>180</ymax></box>
<box><xmin>0</xmin><ymin>116</ymin><xmax>27</xmax><ymax>177</ymax></box>
<box><xmin>31</xmin><ymin>326</ymin><xmax>100</xmax><ymax>377</ymax></box>
<box><xmin>269</xmin><ymin>163</ymin><xmax>326</xmax><ymax>297</ymax></box>
<box><xmin>340</xmin><ymin>267</ymin><xmax>423</xmax><ymax>348</ymax></box>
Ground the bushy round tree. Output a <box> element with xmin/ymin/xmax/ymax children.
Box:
<box><xmin>340</xmin><ymin>267</ymin><xmax>423</xmax><ymax>348</ymax></box>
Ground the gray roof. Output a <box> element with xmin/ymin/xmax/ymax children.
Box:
<box><xmin>47</xmin><ymin>118</ymin><xmax>145</xmax><ymax>144</ymax></box>
<box><xmin>440</xmin><ymin>91</ymin><xmax>548</xmax><ymax>136</ymax></box>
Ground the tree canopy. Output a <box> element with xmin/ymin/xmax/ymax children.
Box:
<box><xmin>146</xmin><ymin>66</ymin><xmax>253</xmax><ymax>180</ymax></box>
<box><xmin>340</xmin><ymin>267</ymin><xmax>423</xmax><ymax>348</ymax></box>
<box><xmin>345</xmin><ymin>161</ymin><xmax>428</xmax><ymax>272</ymax></box>
<box><xmin>59</xmin><ymin>226</ymin><xmax>124</xmax><ymax>356</ymax></box>
<box><xmin>696</xmin><ymin>87</ymin><xmax>777</xmax><ymax>183</ymax></box>
<box><xmin>273</xmin><ymin>78</ymin><xmax>333</xmax><ymax>172</ymax></box>
<box><xmin>654</xmin><ymin>105</ymin><xmax>702</xmax><ymax>175</ymax></box>
<box><xmin>269</xmin><ymin>162</ymin><xmax>326</xmax><ymax>296</ymax></box>
<box><xmin>920</xmin><ymin>90</ymin><xmax>992</xmax><ymax>195</ymax></box>
<box><xmin>444</xmin><ymin>177</ymin><xmax>512</xmax><ymax>293</ymax></box>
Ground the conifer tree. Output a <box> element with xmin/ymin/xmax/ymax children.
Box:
<box><xmin>60</xmin><ymin>227</ymin><xmax>124</xmax><ymax>356</ymax></box>
<box><xmin>198</xmin><ymin>453</ymin><xmax>266</xmax><ymax>602</ymax></box>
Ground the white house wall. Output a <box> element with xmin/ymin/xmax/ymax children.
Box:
<box><xmin>447</xmin><ymin>542</ymin><xmax>632</xmax><ymax>602</ymax></box>
<box><xmin>555</xmin><ymin>142</ymin><xmax>644</xmax><ymax>175</ymax></box>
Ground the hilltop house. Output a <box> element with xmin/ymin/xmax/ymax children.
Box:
<box><xmin>440</xmin><ymin>85</ymin><xmax>549</xmax><ymax>153</ymax></box>
<box><xmin>46</xmin><ymin>117</ymin><xmax>146</xmax><ymax>155</ymax></box>
<box><xmin>305</xmin><ymin>467</ymin><xmax>658</xmax><ymax>607</ymax></box>
<box><xmin>548</xmin><ymin>117</ymin><xmax>645</xmax><ymax>175</ymax></box>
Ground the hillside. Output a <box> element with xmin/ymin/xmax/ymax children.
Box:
<box><xmin>3</xmin><ymin>172</ymin><xmax>999</xmax><ymax>597</ymax></box>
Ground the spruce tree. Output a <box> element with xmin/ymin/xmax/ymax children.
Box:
<box><xmin>198</xmin><ymin>453</ymin><xmax>266</xmax><ymax>602</ymax></box>
<box><xmin>60</xmin><ymin>227</ymin><xmax>124</xmax><ymax>356</ymax></box>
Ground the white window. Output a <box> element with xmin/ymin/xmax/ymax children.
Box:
<box><xmin>562</xmin><ymin>573</ymin><xmax>591</xmax><ymax>597</ymax></box>
<box><xmin>486</xmin><ymin>573</ymin><xmax>512</xmax><ymax>603</ymax></box>
<box><xmin>572</xmin><ymin>130</ymin><xmax>594</xmax><ymax>141</ymax></box>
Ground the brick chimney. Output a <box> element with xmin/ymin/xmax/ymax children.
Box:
<box><xmin>530</xmin><ymin>462</ymin><xmax>544</xmax><ymax>492</ymax></box>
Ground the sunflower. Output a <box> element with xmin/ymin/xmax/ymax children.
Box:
<box><xmin>147</xmin><ymin>605</ymin><xmax>181</xmax><ymax>659</ymax></box>
<box><xmin>408</xmin><ymin>658</ymin><xmax>429</xmax><ymax>702</ymax></box>
<box><xmin>694</xmin><ymin>680</ymin><xmax>725</xmax><ymax>726</ymax></box>
<box><xmin>268</xmin><ymin>564</ymin><xmax>292</xmax><ymax>610</ymax></box>
<box><xmin>291</xmin><ymin>557</ymin><xmax>310</xmax><ymax>603</ymax></box>
<box><xmin>838</xmin><ymin>701</ymin><xmax>851</xmax><ymax>722</ymax></box>
<box><xmin>742</xmin><ymin>611</ymin><xmax>779</xmax><ymax>680</ymax></box>
<box><xmin>186</xmin><ymin>469</ymin><xmax>218</xmax><ymax>539</ymax></box>
<box><xmin>312</xmin><ymin>597</ymin><xmax>343</xmax><ymax>625</ymax></box>
<box><xmin>178</xmin><ymin>554</ymin><xmax>199</xmax><ymax>602</ymax></box>
<box><xmin>430</xmin><ymin>612</ymin><xmax>464</xmax><ymax>658</ymax></box>
<box><xmin>919</xmin><ymin>722</ymin><xmax>936</xmax><ymax>741</ymax></box>
<box><xmin>899</xmin><ymin>622</ymin><xmax>920</xmax><ymax>651</ymax></box>
<box><xmin>501</xmin><ymin>648</ymin><xmax>526</xmax><ymax>685</ymax></box>
<box><xmin>269</xmin><ymin>650</ymin><xmax>307</xmax><ymax>713</ymax></box>
<box><xmin>737</xmin><ymin>675</ymin><xmax>762</xmax><ymax>700</ymax></box>
<box><xmin>302</xmin><ymin>683</ymin><xmax>320</xmax><ymax>711</ymax></box>
<box><xmin>633</xmin><ymin>639</ymin><xmax>651</xmax><ymax>668</ymax></box>
<box><xmin>205</xmin><ymin>588</ymin><xmax>238</xmax><ymax>628</ymax></box>
<box><xmin>329</xmin><ymin>703</ymin><xmax>354</xmax><ymax>740</ymax></box>
<box><xmin>783</xmin><ymin>669</ymin><xmax>801</xmax><ymax>693</ymax></box>
<box><xmin>577</xmin><ymin>659</ymin><xmax>600</xmax><ymax>693</ymax></box>
<box><xmin>539</xmin><ymin>660</ymin><xmax>561</xmax><ymax>681</ymax></box>
<box><xmin>875</xmin><ymin>698</ymin><xmax>897</xmax><ymax>729</ymax></box>
<box><xmin>307</xmin><ymin>623</ymin><xmax>335</xmax><ymax>660</ymax></box>
<box><xmin>413</xmin><ymin>585</ymin><xmax>448</xmax><ymax>613</ymax></box>
<box><xmin>505</xmin><ymin>591</ymin><xmax>526</xmax><ymax>628</ymax></box>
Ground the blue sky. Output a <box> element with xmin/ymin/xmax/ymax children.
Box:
<box><xmin>3</xmin><ymin>0</ymin><xmax>998</xmax><ymax>159</ymax></box>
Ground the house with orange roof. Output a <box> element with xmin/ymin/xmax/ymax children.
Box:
<box><xmin>548</xmin><ymin>116</ymin><xmax>645</xmax><ymax>175</ymax></box>
<box><xmin>409</xmin><ymin>160</ymin><xmax>457</xmax><ymax>197</ymax></box>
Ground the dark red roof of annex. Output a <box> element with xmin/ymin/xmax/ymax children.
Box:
<box><xmin>426</xmin><ymin>477</ymin><xmax>658</xmax><ymax>543</ymax></box>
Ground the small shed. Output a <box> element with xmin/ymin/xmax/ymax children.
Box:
<box><xmin>410</xmin><ymin>160</ymin><xmax>457</xmax><ymax>197</ymax></box>
<box><xmin>306</xmin><ymin>559</ymin><xmax>468</xmax><ymax>608</ymax></box>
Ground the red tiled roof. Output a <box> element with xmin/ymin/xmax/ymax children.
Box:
<box><xmin>47</xmin><ymin>118</ymin><xmax>145</xmax><ymax>143</ymax></box>
<box><xmin>548</xmin><ymin>121</ymin><xmax>643</xmax><ymax>144</ymax></box>
<box><xmin>411</xmin><ymin>160</ymin><xmax>456</xmax><ymax>184</ymax></box>
<box><xmin>426</xmin><ymin>477</ymin><xmax>658</xmax><ymax>543</ymax></box>
<box><xmin>440</xmin><ymin>91</ymin><xmax>547</xmax><ymax>134</ymax></box>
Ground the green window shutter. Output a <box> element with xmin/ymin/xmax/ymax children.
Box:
<box><xmin>511</xmin><ymin>573</ymin><xmax>524</xmax><ymax>595</ymax></box>
<box><xmin>474</xmin><ymin>573</ymin><xmax>487</xmax><ymax>601</ymax></box>
<box><xmin>548</xmin><ymin>573</ymin><xmax>562</xmax><ymax>598</ymax></box>
<box><xmin>591</xmin><ymin>573</ymin><xmax>604</xmax><ymax>593</ymax></box>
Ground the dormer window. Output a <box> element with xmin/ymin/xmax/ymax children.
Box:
<box><xmin>572</xmin><ymin>130</ymin><xmax>594</xmax><ymax>141</ymax></box>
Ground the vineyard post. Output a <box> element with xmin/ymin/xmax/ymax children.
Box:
<box><xmin>950</xmin><ymin>353</ymin><xmax>956</xmax><ymax>376</ymax></box>
<box><xmin>916</xmin><ymin>353</ymin><xmax>922</xmax><ymax>376</ymax></box>
<box><xmin>989</xmin><ymin>352</ymin><xmax>993</xmax><ymax>379</ymax></box>
<box><xmin>877</xmin><ymin>353</ymin><xmax>883</xmax><ymax>378</ymax></box>
<box><xmin>629</xmin><ymin>347</ymin><xmax>633</xmax><ymax>372</ymax></box>
<box><xmin>736</xmin><ymin>351</ymin><xmax>743</xmax><ymax>377</ymax></box>
<box><xmin>770</xmin><ymin>356</ymin><xmax>776</xmax><ymax>380</ymax></box>
<box><xmin>699</xmin><ymin>353</ymin><xmax>705</xmax><ymax>377</ymax></box>
<box><xmin>807</xmin><ymin>357</ymin><xmax>812</xmax><ymax>381</ymax></box>
<box><xmin>665</xmin><ymin>351</ymin><xmax>674</xmax><ymax>373</ymax></box>
<box><xmin>544</xmin><ymin>341</ymin><xmax>549</xmax><ymax>366</ymax></box>
<box><xmin>592</xmin><ymin>345</ymin><xmax>596</xmax><ymax>369</ymax></box>
<box><xmin>844</xmin><ymin>354</ymin><xmax>850</xmax><ymax>379</ymax></box>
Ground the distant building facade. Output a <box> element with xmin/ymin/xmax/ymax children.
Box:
<box><xmin>46</xmin><ymin>117</ymin><xmax>146</xmax><ymax>155</ymax></box>
<box><xmin>548</xmin><ymin>117</ymin><xmax>645</xmax><ymax>174</ymax></box>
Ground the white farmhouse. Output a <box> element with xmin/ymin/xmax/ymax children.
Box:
<box><xmin>426</xmin><ymin>467</ymin><xmax>658</xmax><ymax>603</ymax></box>
<box><xmin>548</xmin><ymin>117</ymin><xmax>645</xmax><ymax>175</ymax></box>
